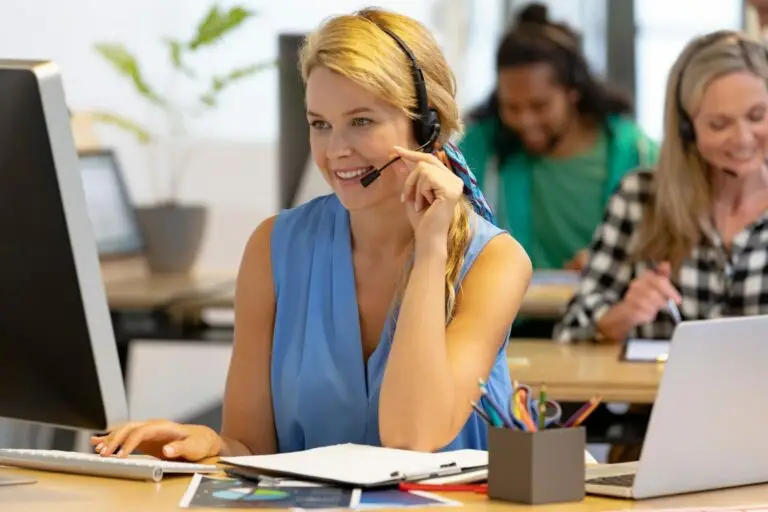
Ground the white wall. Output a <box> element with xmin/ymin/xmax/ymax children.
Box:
<box><xmin>634</xmin><ymin>0</ymin><xmax>744</xmax><ymax>141</ymax></box>
<box><xmin>508</xmin><ymin>0</ymin><xmax>608</xmax><ymax>77</ymax></box>
<box><xmin>1</xmin><ymin>0</ymin><xmax>505</xmax><ymax>271</ymax></box>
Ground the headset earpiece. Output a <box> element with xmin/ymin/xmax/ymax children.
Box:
<box><xmin>375</xmin><ymin>24</ymin><xmax>439</xmax><ymax>152</ymax></box>
<box><xmin>358</xmin><ymin>20</ymin><xmax>441</xmax><ymax>187</ymax></box>
<box><xmin>675</xmin><ymin>30</ymin><xmax>744</xmax><ymax>147</ymax></box>
<box><xmin>677</xmin><ymin>109</ymin><xmax>696</xmax><ymax>146</ymax></box>
<box><xmin>419</xmin><ymin>108</ymin><xmax>440</xmax><ymax>153</ymax></box>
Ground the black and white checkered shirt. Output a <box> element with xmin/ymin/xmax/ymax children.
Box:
<box><xmin>553</xmin><ymin>169</ymin><xmax>768</xmax><ymax>342</ymax></box>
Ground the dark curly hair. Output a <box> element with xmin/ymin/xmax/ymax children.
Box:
<box><xmin>468</xmin><ymin>3</ymin><xmax>633</xmax><ymax>158</ymax></box>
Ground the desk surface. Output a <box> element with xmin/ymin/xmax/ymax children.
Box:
<box><xmin>4</xmin><ymin>466</ymin><xmax>768</xmax><ymax>512</ymax></box>
<box><xmin>508</xmin><ymin>341</ymin><xmax>663</xmax><ymax>404</ymax></box>
<box><xmin>102</xmin><ymin>260</ymin><xmax>575</xmax><ymax>317</ymax></box>
<box><xmin>101</xmin><ymin>258</ymin><xmax>235</xmax><ymax>311</ymax></box>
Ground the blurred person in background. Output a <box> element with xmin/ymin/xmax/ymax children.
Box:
<box><xmin>460</xmin><ymin>3</ymin><xmax>658</xmax><ymax>274</ymax></box>
<box><xmin>554</xmin><ymin>30</ymin><xmax>768</xmax><ymax>462</ymax></box>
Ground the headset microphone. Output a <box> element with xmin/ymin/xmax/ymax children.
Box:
<box><xmin>359</xmin><ymin>22</ymin><xmax>441</xmax><ymax>189</ymax></box>
<box><xmin>359</xmin><ymin>128</ymin><xmax>440</xmax><ymax>188</ymax></box>
<box><xmin>359</xmin><ymin>156</ymin><xmax>401</xmax><ymax>188</ymax></box>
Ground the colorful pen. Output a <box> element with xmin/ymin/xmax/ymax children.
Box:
<box><xmin>563</xmin><ymin>396</ymin><xmax>602</xmax><ymax>428</ymax></box>
<box><xmin>537</xmin><ymin>386</ymin><xmax>547</xmax><ymax>431</ymax></box>
<box><xmin>648</xmin><ymin>262</ymin><xmax>682</xmax><ymax>324</ymax></box>
<box><xmin>399</xmin><ymin>482</ymin><xmax>488</xmax><ymax>493</ymax></box>
<box><xmin>478</xmin><ymin>379</ymin><xmax>515</xmax><ymax>429</ymax></box>
<box><xmin>479</xmin><ymin>395</ymin><xmax>504</xmax><ymax>428</ymax></box>
<box><xmin>512</xmin><ymin>380</ymin><xmax>521</xmax><ymax>420</ymax></box>
<box><xmin>470</xmin><ymin>400</ymin><xmax>493</xmax><ymax>426</ymax></box>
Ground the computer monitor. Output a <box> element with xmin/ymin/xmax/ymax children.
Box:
<box><xmin>77</xmin><ymin>149</ymin><xmax>143</xmax><ymax>258</ymax></box>
<box><xmin>0</xmin><ymin>61</ymin><xmax>129</xmax><ymax>438</ymax></box>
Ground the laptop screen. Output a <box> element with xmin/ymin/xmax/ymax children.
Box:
<box><xmin>78</xmin><ymin>150</ymin><xmax>143</xmax><ymax>257</ymax></box>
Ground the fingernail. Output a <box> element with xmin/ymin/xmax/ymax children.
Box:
<box><xmin>117</xmin><ymin>449</ymin><xmax>124</xmax><ymax>457</ymax></box>
<box><xmin>164</xmin><ymin>446</ymin><xmax>175</xmax><ymax>457</ymax></box>
<box><xmin>95</xmin><ymin>443</ymin><xmax>103</xmax><ymax>452</ymax></box>
<box><xmin>400</xmin><ymin>193</ymin><xmax>404</xmax><ymax>202</ymax></box>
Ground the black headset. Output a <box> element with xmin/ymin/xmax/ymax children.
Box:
<box><xmin>375</xmin><ymin>24</ymin><xmax>441</xmax><ymax>153</ymax></box>
<box><xmin>675</xmin><ymin>30</ymin><xmax>759</xmax><ymax>146</ymax></box>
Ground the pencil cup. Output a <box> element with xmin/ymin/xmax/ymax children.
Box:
<box><xmin>487</xmin><ymin>426</ymin><xmax>586</xmax><ymax>505</ymax></box>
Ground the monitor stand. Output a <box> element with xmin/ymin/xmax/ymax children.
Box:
<box><xmin>0</xmin><ymin>474</ymin><xmax>36</xmax><ymax>486</ymax></box>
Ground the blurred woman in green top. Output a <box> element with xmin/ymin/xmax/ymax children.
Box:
<box><xmin>460</xmin><ymin>3</ymin><xmax>658</xmax><ymax>271</ymax></box>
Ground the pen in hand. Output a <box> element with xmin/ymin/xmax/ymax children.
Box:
<box><xmin>648</xmin><ymin>262</ymin><xmax>682</xmax><ymax>324</ymax></box>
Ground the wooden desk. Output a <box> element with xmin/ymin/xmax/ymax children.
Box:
<box><xmin>520</xmin><ymin>271</ymin><xmax>577</xmax><ymax>318</ymax></box>
<box><xmin>101</xmin><ymin>258</ymin><xmax>235</xmax><ymax>312</ymax></box>
<box><xmin>4</xmin><ymin>466</ymin><xmax>768</xmax><ymax>511</ymax></box>
<box><xmin>508</xmin><ymin>341</ymin><xmax>663</xmax><ymax>404</ymax></box>
<box><xmin>101</xmin><ymin>259</ymin><xmax>574</xmax><ymax>318</ymax></box>
<box><xmin>518</xmin><ymin>284</ymin><xmax>575</xmax><ymax>318</ymax></box>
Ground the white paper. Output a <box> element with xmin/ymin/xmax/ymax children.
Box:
<box><xmin>220</xmin><ymin>444</ymin><xmax>487</xmax><ymax>487</ymax></box>
<box><xmin>178</xmin><ymin>473</ymin><xmax>202</xmax><ymax>508</ymax></box>
<box><xmin>258</xmin><ymin>478</ymin><xmax>324</xmax><ymax>488</ymax></box>
<box><xmin>624</xmin><ymin>338</ymin><xmax>671</xmax><ymax>362</ymax></box>
<box><xmin>419</xmin><ymin>468</ymin><xmax>487</xmax><ymax>484</ymax></box>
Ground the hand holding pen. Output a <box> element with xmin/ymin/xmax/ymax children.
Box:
<box><xmin>620</xmin><ymin>262</ymin><xmax>682</xmax><ymax>326</ymax></box>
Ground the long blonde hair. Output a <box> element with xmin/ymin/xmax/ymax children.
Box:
<box><xmin>299</xmin><ymin>8</ymin><xmax>472</xmax><ymax>322</ymax></box>
<box><xmin>634</xmin><ymin>31</ymin><xmax>768</xmax><ymax>270</ymax></box>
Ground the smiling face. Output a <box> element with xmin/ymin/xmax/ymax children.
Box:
<box><xmin>692</xmin><ymin>70</ymin><xmax>768</xmax><ymax>178</ymax></box>
<box><xmin>305</xmin><ymin>66</ymin><xmax>415</xmax><ymax>211</ymax></box>
<box><xmin>496</xmin><ymin>63</ymin><xmax>578</xmax><ymax>154</ymax></box>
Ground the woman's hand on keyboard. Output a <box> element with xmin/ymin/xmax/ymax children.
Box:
<box><xmin>90</xmin><ymin>420</ymin><xmax>221</xmax><ymax>461</ymax></box>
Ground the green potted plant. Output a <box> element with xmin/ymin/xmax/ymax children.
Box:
<box><xmin>89</xmin><ymin>3</ymin><xmax>272</xmax><ymax>274</ymax></box>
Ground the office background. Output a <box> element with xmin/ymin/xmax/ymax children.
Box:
<box><xmin>0</xmin><ymin>0</ymin><xmax>746</xmax><ymax>271</ymax></box>
<box><xmin>0</xmin><ymin>0</ymin><xmax>751</xmax><ymax>451</ymax></box>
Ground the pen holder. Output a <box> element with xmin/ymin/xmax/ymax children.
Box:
<box><xmin>487</xmin><ymin>426</ymin><xmax>586</xmax><ymax>505</ymax></box>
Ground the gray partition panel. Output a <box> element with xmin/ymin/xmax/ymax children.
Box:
<box><xmin>278</xmin><ymin>33</ymin><xmax>310</xmax><ymax>210</ymax></box>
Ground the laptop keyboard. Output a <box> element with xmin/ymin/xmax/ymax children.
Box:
<box><xmin>586</xmin><ymin>473</ymin><xmax>636</xmax><ymax>488</ymax></box>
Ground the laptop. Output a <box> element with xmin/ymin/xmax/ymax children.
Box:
<box><xmin>585</xmin><ymin>315</ymin><xmax>768</xmax><ymax>499</ymax></box>
<box><xmin>77</xmin><ymin>148</ymin><xmax>144</xmax><ymax>259</ymax></box>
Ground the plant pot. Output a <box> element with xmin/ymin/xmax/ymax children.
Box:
<box><xmin>134</xmin><ymin>203</ymin><xmax>207</xmax><ymax>274</ymax></box>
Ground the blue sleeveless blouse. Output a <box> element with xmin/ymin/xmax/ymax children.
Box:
<box><xmin>270</xmin><ymin>194</ymin><xmax>513</xmax><ymax>453</ymax></box>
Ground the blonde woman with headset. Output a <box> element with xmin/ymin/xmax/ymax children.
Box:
<box><xmin>555</xmin><ymin>30</ymin><xmax>768</xmax><ymax>343</ymax></box>
<box><xmin>90</xmin><ymin>8</ymin><xmax>532</xmax><ymax>460</ymax></box>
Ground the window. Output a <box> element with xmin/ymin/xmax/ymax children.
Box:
<box><xmin>634</xmin><ymin>0</ymin><xmax>744</xmax><ymax>140</ymax></box>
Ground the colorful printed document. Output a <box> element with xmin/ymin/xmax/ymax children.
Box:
<box><xmin>357</xmin><ymin>488</ymin><xmax>460</xmax><ymax>509</ymax></box>
<box><xmin>179</xmin><ymin>474</ymin><xmax>462</xmax><ymax>509</ymax></box>
<box><xmin>179</xmin><ymin>474</ymin><xmax>359</xmax><ymax>509</ymax></box>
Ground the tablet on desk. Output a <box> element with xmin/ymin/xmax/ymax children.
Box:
<box><xmin>621</xmin><ymin>338</ymin><xmax>671</xmax><ymax>362</ymax></box>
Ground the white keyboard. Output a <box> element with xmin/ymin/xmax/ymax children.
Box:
<box><xmin>0</xmin><ymin>449</ymin><xmax>218</xmax><ymax>482</ymax></box>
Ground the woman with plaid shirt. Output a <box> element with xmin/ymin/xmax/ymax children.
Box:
<box><xmin>555</xmin><ymin>30</ymin><xmax>768</xmax><ymax>343</ymax></box>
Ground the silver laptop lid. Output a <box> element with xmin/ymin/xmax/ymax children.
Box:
<box><xmin>634</xmin><ymin>315</ymin><xmax>768</xmax><ymax>499</ymax></box>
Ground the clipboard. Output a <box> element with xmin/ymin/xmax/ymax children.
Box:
<box><xmin>620</xmin><ymin>338</ymin><xmax>671</xmax><ymax>362</ymax></box>
<box><xmin>219</xmin><ymin>443</ymin><xmax>488</xmax><ymax>488</ymax></box>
